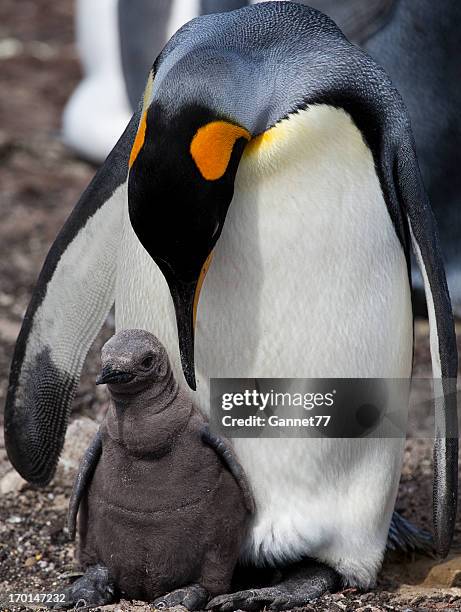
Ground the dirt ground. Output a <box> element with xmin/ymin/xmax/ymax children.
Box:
<box><xmin>0</xmin><ymin>2</ymin><xmax>461</xmax><ymax>611</ymax></box>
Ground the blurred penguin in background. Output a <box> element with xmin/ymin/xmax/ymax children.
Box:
<box><xmin>62</xmin><ymin>0</ymin><xmax>248</xmax><ymax>163</ymax></box>
<box><xmin>62</xmin><ymin>0</ymin><xmax>132</xmax><ymax>163</ymax></box>
<box><xmin>315</xmin><ymin>0</ymin><xmax>461</xmax><ymax>316</ymax></box>
<box><xmin>63</xmin><ymin>0</ymin><xmax>460</xmax><ymax>312</ymax></box>
<box><xmin>360</xmin><ymin>0</ymin><xmax>461</xmax><ymax>316</ymax></box>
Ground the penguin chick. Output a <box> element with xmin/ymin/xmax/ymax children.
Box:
<box><xmin>65</xmin><ymin>329</ymin><xmax>253</xmax><ymax>610</ymax></box>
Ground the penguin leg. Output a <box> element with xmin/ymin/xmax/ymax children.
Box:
<box><xmin>50</xmin><ymin>565</ymin><xmax>115</xmax><ymax>609</ymax></box>
<box><xmin>153</xmin><ymin>584</ymin><xmax>209</xmax><ymax>611</ymax></box>
<box><xmin>206</xmin><ymin>561</ymin><xmax>340</xmax><ymax>612</ymax></box>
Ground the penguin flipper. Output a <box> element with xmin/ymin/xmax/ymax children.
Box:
<box><xmin>200</xmin><ymin>425</ymin><xmax>255</xmax><ymax>514</ymax></box>
<box><xmin>386</xmin><ymin>511</ymin><xmax>434</xmax><ymax>556</ymax></box>
<box><xmin>395</xmin><ymin>138</ymin><xmax>458</xmax><ymax>557</ymax></box>
<box><xmin>67</xmin><ymin>429</ymin><xmax>102</xmax><ymax>541</ymax></box>
<box><xmin>4</xmin><ymin>113</ymin><xmax>139</xmax><ymax>487</ymax></box>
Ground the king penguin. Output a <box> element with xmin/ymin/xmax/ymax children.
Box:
<box><xmin>4</xmin><ymin>2</ymin><xmax>458</xmax><ymax>607</ymax></box>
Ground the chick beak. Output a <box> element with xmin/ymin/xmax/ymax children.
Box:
<box><xmin>96</xmin><ymin>366</ymin><xmax>136</xmax><ymax>386</ymax></box>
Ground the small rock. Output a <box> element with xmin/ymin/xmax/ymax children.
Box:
<box><xmin>6</xmin><ymin>515</ymin><xmax>22</xmax><ymax>524</ymax></box>
<box><xmin>100</xmin><ymin>601</ymin><xmax>168</xmax><ymax>612</ymax></box>
<box><xmin>359</xmin><ymin>593</ymin><xmax>374</xmax><ymax>602</ymax></box>
<box><xmin>52</xmin><ymin>493</ymin><xmax>68</xmax><ymax>512</ymax></box>
<box><xmin>0</xmin><ymin>470</ymin><xmax>27</xmax><ymax>495</ymax></box>
<box><xmin>0</xmin><ymin>291</ymin><xmax>14</xmax><ymax>306</ymax></box>
<box><xmin>57</xmin><ymin>417</ymin><xmax>99</xmax><ymax>485</ymax></box>
<box><xmin>0</xmin><ymin>316</ymin><xmax>21</xmax><ymax>343</ymax></box>
<box><xmin>423</xmin><ymin>555</ymin><xmax>461</xmax><ymax>588</ymax></box>
<box><xmin>28</xmin><ymin>40</ymin><xmax>57</xmax><ymax>60</ymax></box>
<box><xmin>0</xmin><ymin>37</ymin><xmax>23</xmax><ymax>59</ymax></box>
<box><xmin>24</xmin><ymin>556</ymin><xmax>36</xmax><ymax>567</ymax></box>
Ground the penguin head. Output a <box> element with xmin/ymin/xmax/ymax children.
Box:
<box><xmin>97</xmin><ymin>329</ymin><xmax>172</xmax><ymax>395</ymax></box>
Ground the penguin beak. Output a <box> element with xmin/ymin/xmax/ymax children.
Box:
<box><xmin>168</xmin><ymin>279</ymin><xmax>197</xmax><ymax>390</ymax></box>
<box><xmin>96</xmin><ymin>366</ymin><xmax>136</xmax><ymax>385</ymax></box>
<box><xmin>164</xmin><ymin>251</ymin><xmax>214</xmax><ymax>391</ymax></box>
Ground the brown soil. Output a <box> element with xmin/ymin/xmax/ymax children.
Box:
<box><xmin>0</xmin><ymin>2</ymin><xmax>460</xmax><ymax>611</ymax></box>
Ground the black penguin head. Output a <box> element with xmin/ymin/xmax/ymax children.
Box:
<box><xmin>97</xmin><ymin>329</ymin><xmax>171</xmax><ymax>394</ymax></box>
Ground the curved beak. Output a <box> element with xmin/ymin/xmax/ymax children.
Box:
<box><xmin>168</xmin><ymin>278</ymin><xmax>198</xmax><ymax>390</ymax></box>
<box><xmin>165</xmin><ymin>250</ymin><xmax>213</xmax><ymax>391</ymax></box>
<box><xmin>96</xmin><ymin>366</ymin><xmax>135</xmax><ymax>386</ymax></box>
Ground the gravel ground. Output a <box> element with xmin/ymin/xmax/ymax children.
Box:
<box><xmin>1</xmin><ymin>2</ymin><xmax>461</xmax><ymax>611</ymax></box>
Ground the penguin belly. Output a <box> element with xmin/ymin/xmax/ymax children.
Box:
<box><xmin>116</xmin><ymin>106</ymin><xmax>413</xmax><ymax>587</ymax></box>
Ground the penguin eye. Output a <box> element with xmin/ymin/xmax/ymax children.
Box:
<box><xmin>140</xmin><ymin>354</ymin><xmax>154</xmax><ymax>369</ymax></box>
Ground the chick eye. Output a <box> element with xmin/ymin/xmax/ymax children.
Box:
<box><xmin>141</xmin><ymin>355</ymin><xmax>154</xmax><ymax>369</ymax></box>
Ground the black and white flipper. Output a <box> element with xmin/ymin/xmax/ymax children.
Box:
<box><xmin>4</xmin><ymin>114</ymin><xmax>139</xmax><ymax>486</ymax></box>
<box><xmin>393</xmin><ymin>135</ymin><xmax>458</xmax><ymax>557</ymax></box>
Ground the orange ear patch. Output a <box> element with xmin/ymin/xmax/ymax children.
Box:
<box><xmin>129</xmin><ymin>110</ymin><xmax>148</xmax><ymax>169</ymax></box>
<box><xmin>190</xmin><ymin>121</ymin><xmax>251</xmax><ymax>180</ymax></box>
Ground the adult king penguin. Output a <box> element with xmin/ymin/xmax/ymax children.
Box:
<box><xmin>5</xmin><ymin>2</ymin><xmax>458</xmax><ymax>607</ymax></box>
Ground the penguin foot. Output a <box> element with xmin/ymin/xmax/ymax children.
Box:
<box><xmin>387</xmin><ymin>511</ymin><xmax>434</xmax><ymax>556</ymax></box>
<box><xmin>153</xmin><ymin>584</ymin><xmax>209</xmax><ymax>610</ymax></box>
<box><xmin>206</xmin><ymin>561</ymin><xmax>340</xmax><ymax>612</ymax></box>
<box><xmin>50</xmin><ymin>564</ymin><xmax>115</xmax><ymax>609</ymax></box>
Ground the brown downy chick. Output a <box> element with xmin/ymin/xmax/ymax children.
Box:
<box><xmin>65</xmin><ymin>329</ymin><xmax>253</xmax><ymax>611</ymax></box>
